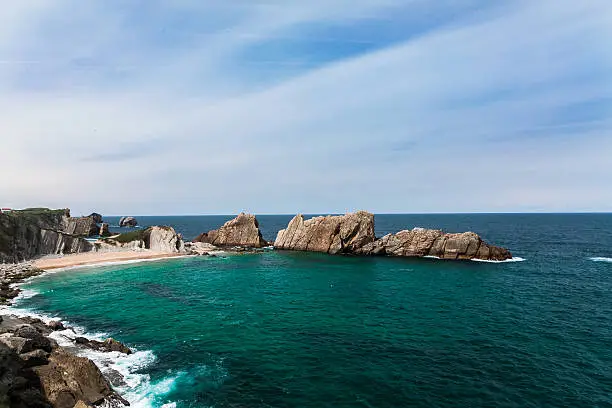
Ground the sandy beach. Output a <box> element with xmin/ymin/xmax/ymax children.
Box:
<box><xmin>33</xmin><ymin>251</ymin><xmax>187</xmax><ymax>270</ymax></box>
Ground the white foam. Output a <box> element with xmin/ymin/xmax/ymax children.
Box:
<box><xmin>590</xmin><ymin>257</ymin><xmax>612</xmax><ymax>263</ymax></box>
<box><xmin>471</xmin><ymin>257</ymin><xmax>526</xmax><ymax>263</ymax></box>
<box><xmin>423</xmin><ymin>255</ymin><xmax>441</xmax><ymax>259</ymax></box>
<box><xmin>1</xmin><ymin>303</ymin><xmax>178</xmax><ymax>407</ymax></box>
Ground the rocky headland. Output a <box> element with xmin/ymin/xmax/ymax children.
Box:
<box><xmin>274</xmin><ymin>211</ymin><xmax>512</xmax><ymax>261</ymax></box>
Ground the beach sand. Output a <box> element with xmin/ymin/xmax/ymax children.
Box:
<box><xmin>33</xmin><ymin>251</ymin><xmax>187</xmax><ymax>270</ymax></box>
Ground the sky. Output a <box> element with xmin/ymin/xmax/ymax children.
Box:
<box><xmin>1</xmin><ymin>0</ymin><xmax>611</xmax><ymax>215</ymax></box>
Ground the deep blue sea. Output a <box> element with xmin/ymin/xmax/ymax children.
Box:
<box><xmin>11</xmin><ymin>214</ymin><xmax>612</xmax><ymax>407</ymax></box>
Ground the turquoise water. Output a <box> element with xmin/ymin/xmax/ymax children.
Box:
<box><xmin>14</xmin><ymin>214</ymin><xmax>612</xmax><ymax>407</ymax></box>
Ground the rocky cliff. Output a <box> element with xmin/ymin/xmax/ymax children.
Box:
<box><xmin>194</xmin><ymin>213</ymin><xmax>268</xmax><ymax>248</ymax></box>
<box><xmin>274</xmin><ymin>212</ymin><xmax>512</xmax><ymax>261</ymax></box>
<box><xmin>0</xmin><ymin>209</ymin><xmax>95</xmax><ymax>263</ymax></box>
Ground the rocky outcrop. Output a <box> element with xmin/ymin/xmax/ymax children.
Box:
<box><xmin>88</xmin><ymin>213</ymin><xmax>103</xmax><ymax>224</ymax></box>
<box><xmin>74</xmin><ymin>337</ymin><xmax>131</xmax><ymax>355</ymax></box>
<box><xmin>0</xmin><ymin>315</ymin><xmax>128</xmax><ymax>408</ymax></box>
<box><xmin>0</xmin><ymin>209</ymin><xmax>94</xmax><ymax>263</ymax></box>
<box><xmin>274</xmin><ymin>211</ymin><xmax>376</xmax><ymax>254</ymax></box>
<box><xmin>99</xmin><ymin>223</ymin><xmax>111</xmax><ymax>237</ymax></box>
<box><xmin>62</xmin><ymin>216</ymin><xmax>98</xmax><ymax>237</ymax></box>
<box><xmin>184</xmin><ymin>242</ymin><xmax>218</xmax><ymax>256</ymax></box>
<box><xmin>118</xmin><ymin>217</ymin><xmax>137</xmax><ymax>227</ymax></box>
<box><xmin>275</xmin><ymin>212</ymin><xmax>512</xmax><ymax>261</ymax></box>
<box><xmin>99</xmin><ymin>226</ymin><xmax>185</xmax><ymax>253</ymax></box>
<box><xmin>145</xmin><ymin>226</ymin><xmax>185</xmax><ymax>253</ymax></box>
<box><xmin>194</xmin><ymin>213</ymin><xmax>268</xmax><ymax>248</ymax></box>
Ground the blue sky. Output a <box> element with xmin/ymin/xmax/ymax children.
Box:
<box><xmin>1</xmin><ymin>0</ymin><xmax>611</xmax><ymax>215</ymax></box>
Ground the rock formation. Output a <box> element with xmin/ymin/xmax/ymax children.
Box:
<box><xmin>118</xmin><ymin>217</ymin><xmax>137</xmax><ymax>227</ymax></box>
<box><xmin>0</xmin><ymin>316</ymin><xmax>128</xmax><ymax>408</ymax></box>
<box><xmin>99</xmin><ymin>223</ymin><xmax>111</xmax><ymax>237</ymax></box>
<box><xmin>0</xmin><ymin>209</ymin><xmax>94</xmax><ymax>263</ymax></box>
<box><xmin>88</xmin><ymin>213</ymin><xmax>103</xmax><ymax>224</ymax></box>
<box><xmin>274</xmin><ymin>211</ymin><xmax>375</xmax><ymax>254</ymax></box>
<box><xmin>275</xmin><ymin>212</ymin><xmax>512</xmax><ymax>261</ymax></box>
<box><xmin>194</xmin><ymin>213</ymin><xmax>267</xmax><ymax>248</ymax></box>
<box><xmin>99</xmin><ymin>226</ymin><xmax>185</xmax><ymax>253</ymax></box>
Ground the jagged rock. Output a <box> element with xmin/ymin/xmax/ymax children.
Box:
<box><xmin>275</xmin><ymin>212</ymin><xmax>512</xmax><ymax>261</ymax></box>
<box><xmin>0</xmin><ymin>342</ymin><xmax>52</xmax><ymax>407</ymax></box>
<box><xmin>99</xmin><ymin>223</ymin><xmax>111</xmax><ymax>237</ymax></box>
<box><xmin>75</xmin><ymin>337</ymin><xmax>132</xmax><ymax>355</ymax></box>
<box><xmin>0</xmin><ymin>334</ymin><xmax>34</xmax><ymax>354</ymax></box>
<box><xmin>145</xmin><ymin>226</ymin><xmax>184</xmax><ymax>253</ymax></box>
<box><xmin>118</xmin><ymin>216</ymin><xmax>138</xmax><ymax>227</ymax></box>
<box><xmin>194</xmin><ymin>213</ymin><xmax>268</xmax><ymax>248</ymax></box>
<box><xmin>63</xmin><ymin>216</ymin><xmax>98</xmax><ymax>237</ymax></box>
<box><xmin>73</xmin><ymin>401</ymin><xmax>93</xmax><ymax>408</ymax></box>
<box><xmin>274</xmin><ymin>211</ymin><xmax>376</xmax><ymax>254</ymax></box>
<box><xmin>33</xmin><ymin>349</ymin><xmax>129</xmax><ymax>407</ymax></box>
<box><xmin>14</xmin><ymin>324</ymin><xmax>52</xmax><ymax>352</ymax></box>
<box><xmin>48</xmin><ymin>320</ymin><xmax>65</xmax><ymax>331</ymax></box>
<box><xmin>185</xmin><ymin>241</ymin><xmax>218</xmax><ymax>255</ymax></box>
<box><xmin>88</xmin><ymin>213</ymin><xmax>103</xmax><ymax>224</ymax></box>
<box><xmin>19</xmin><ymin>349</ymin><xmax>50</xmax><ymax>367</ymax></box>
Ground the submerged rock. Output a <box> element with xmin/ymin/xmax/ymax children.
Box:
<box><xmin>118</xmin><ymin>216</ymin><xmax>137</xmax><ymax>227</ymax></box>
<box><xmin>195</xmin><ymin>213</ymin><xmax>268</xmax><ymax>248</ymax></box>
<box><xmin>275</xmin><ymin>212</ymin><xmax>512</xmax><ymax>261</ymax></box>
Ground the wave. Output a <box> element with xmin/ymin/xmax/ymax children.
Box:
<box><xmin>471</xmin><ymin>257</ymin><xmax>526</xmax><ymax>264</ymax></box>
<box><xmin>590</xmin><ymin>257</ymin><xmax>612</xmax><ymax>263</ymax></box>
<box><xmin>1</xmin><ymin>303</ymin><xmax>179</xmax><ymax>407</ymax></box>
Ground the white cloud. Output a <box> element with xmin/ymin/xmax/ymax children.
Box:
<box><xmin>0</xmin><ymin>0</ymin><xmax>611</xmax><ymax>214</ymax></box>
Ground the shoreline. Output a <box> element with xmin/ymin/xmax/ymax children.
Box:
<box><xmin>33</xmin><ymin>250</ymin><xmax>191</xmax><ymax>271</ymax></box>
<box><xmin>0</xmin><ymin>251</ymin><xmax>197</xmax><ymax>407</ymax></box>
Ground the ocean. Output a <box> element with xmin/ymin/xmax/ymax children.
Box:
<box><xmin>9</xmin><ymin>214</ymin><xmax>612</xmax><ymax>407</ymax></box>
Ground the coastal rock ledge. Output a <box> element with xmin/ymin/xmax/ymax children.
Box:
<box><xmin>274</xmin><ymin>212</ymin><xmax>512</xmax><ymax>261</ymax></box>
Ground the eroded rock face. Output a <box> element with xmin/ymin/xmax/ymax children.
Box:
<box><xmin>118</xmin><ymin>217</ymin><xmax>137</xmax><ymax>227</ymax></box>
<box><xmin>62</xmin><ymin>216</ymin><xmax>98</xmax><ymax>237</ymax></box>
<box><xmin>274</xmin><ymin>211</ymin><xmax>376</xmax><ymax>254</ymax></box>
<box><xmin>88</xmin><ymin>213</ymin><xmax>103</xmax><ymax>224</ymax></box>
<box><xmin>194</xmin><ymin>213</ymin><xmax>267</xmax><ymax>248</ymax></box>
<box><xmin>145</xmin><ymin>226</ymin><xmax>185</xmax><ymax>253</ymax></box>
<box><xmin>33</xmin><ymin>349</ymin><xmax>128</xmax><ymax>408</ymax></box>
<box><xmin>275</xmin><ymin>213</ymin><xmax>512</xmax><ymax>261</ymax></box>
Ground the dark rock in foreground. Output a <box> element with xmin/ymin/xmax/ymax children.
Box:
<box><xmin>275</xmin><ymin>212</ymin><xmax>512</xmax><ymax>261</ymax></box>
<box><xmin>194</xmin><ymin>213</ymin><xmax>268</xmax><ymax>248</ymax></box>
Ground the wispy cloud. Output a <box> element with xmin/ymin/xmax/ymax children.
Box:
<box><xmin>1</xmin><ymin>0</ymin><xmax>611</xmax><ymax>215</ymax></box>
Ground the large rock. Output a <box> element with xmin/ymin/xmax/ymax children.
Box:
<box><xmin>118</xmin><ymin>216</ymin><xmax>137</xmax><ymax>227</ymax></box>
<box><xmin>33</xmin><ymin>349</ymin><xmax>128</xmax><ymax>408</ymax></box>
<box><xmin>88</xmin><ymin>213</ymin><xmax>103</xmax><ymax>224</ymax></box>
<box><xmin>274</xmin><ymin>211</ymin><xmax>375</xmax><ymax>254</ymax></box>
<box><xmin>144</xmin><ymin>226</ymin><xmax>184</xmax><ymax>253</ymax></box>
<box><xmin>99</xmin><ymin>223</ymin><xmax>111</xmax><ymax>237</ymax></box>
<box><xmin>0</xmin><ymin>342</ymin><xmax>52</xmax><ymax>407</ymax></box>
<box><xmin>194</xmin><ymin>213</ymin><xmax>267</xmax><ymax>248</ymax></box>
<box><xmin>62</xmin><ymin>216</ymin><xmax>98</xmax><ymax>237</ymax></box>
<box><xmin>275</xmin><ymin>212</ymin><xmax>512</xmax><ymax>261</ymax></box>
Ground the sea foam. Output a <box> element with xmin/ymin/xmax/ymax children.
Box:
<box><xmin>471</xmin><ymin>257</ymin><xmax>526</xmax><ymax>263</ymax></box>
<box><xmin>590</xmin><ymin>257</ymin><xmax>612</xmax><ymax>263</ymax></box>
<box><xmin>2</xmin><ymin>302</ymin><xmax>178</xmax><ymax>408</ymax></box>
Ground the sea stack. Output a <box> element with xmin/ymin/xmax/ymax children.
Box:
<box><xmin>194</xmin><ymin>213</ymin><xmax>268</xmax><ymax>248</ymax></box>
<box><xmin>118</xmin><ymin>216</ymin><xmax>138</xmax><ymax>227</ymax></box>
<box><xmin>274</xmin><ymin>211</ymin><xmax>512</xmax><ymax>261</ymax></box>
